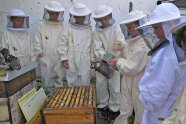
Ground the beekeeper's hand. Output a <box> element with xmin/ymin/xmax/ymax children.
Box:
<box><xmin>63</xmin><ymin>60</ymin><xmax>69</xmax><ymax>69</ymax></box>
<box><xmin>39</xmin><ymin>53</ymin><xmax>44</xmax><ymax>58</ymax></box>
<box><xmin>107</xmin><ymin>57</ymin><xmax>118</xmax><ymax>66</ymax></box>
<box><xmin>113</xmin><ymin>43</ymin><xmax>121</xmax><ymax>51</ymax></box>
<box><xmin>90</xmin><ymin>61</ymin><xmax>94</xmax><ymax>68</ymax></box>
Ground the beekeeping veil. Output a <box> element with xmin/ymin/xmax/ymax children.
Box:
<box><xmin>120</xmin><ymin>10</ymin><xmax>147</xmax><ymax>42</ymax></box>
<box><xmin>69</xmin><ymin>3</ymin><xmax>91</xmax><ymax>28</ymax></box>
<box><xmin>92</xmin><ymin>5</ymin><xmax>115</xmax><ymax>31</ymax></box>
<box><xmin>138</xmin><ymin>3</ymin><xmax>181</xmax><ymax>54</ymax></box>
<box><xmin>171</xmin><ymin>17</ymin><xmax>186</xmax><ymax>62</ymax></box>
<box><xmin>7</xmin><ymin>9</ymin><xmax>29</xmax><ymax>31</ymax></box>
<box><xmin>43</xmin><ymin>1</ymin><xmax>65</xmax><ymax>22</ymax></box>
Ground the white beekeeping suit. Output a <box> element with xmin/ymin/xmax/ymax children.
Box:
<box><xmin>114</xmin><ymin>10</ymin><xmax>150</xmax><ymax>124</ymax></box>
<box><xmin>137</xmin><ymin>3</ymin><xmax>186</xmax><ymax>124</ymax></box>
<box><xmin>57</xmin><ymin>3</ymin><xmax>94</xmax><ymax>86</ymax></box>
<box><xmin>34</xmin><ymin>1</ymin><xmax>65</xmax><ymax>87</ymax></box>
<box><xmin>1</xmin><ymin>9</ymin><xmax>36</xmax><ymax>66</ymax></box>
<box><xmin>92</xmin><ymin>5</ymin><xmax>124</xmax><ymax>121</ymax></box>
<box><xmin>162</xmin><ymin>20</ymin><xmax>186</xmax><ymax>124</ymax></box>
<box><xmin>162</xmin><ymin>63</ymin><xmax>186</xmax><ymax>124</ymax></box>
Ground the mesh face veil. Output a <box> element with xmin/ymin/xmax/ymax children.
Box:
<box><xmin>43</xmin><ymin>9</ymin><xmax>64</xmax><ymax>22</ymax></box>
<box><xmin>69</xmin><ymin>13</ymin><xmax>91</xmax><ymax>28</ymax></box>
<box><xmin>94</xmin><ymin>13</ymin><xmax>115</xmax><ymax>31</ymax></box>
<box><xmin>43</xmin><ymin>1</ymin><xmax>65</xmax><ymax>22</ymax></box>
<box><xmin>69</xmin><ymin>3</ymin><xmax>91</xmax><ymax>28</ymax></box>
<box><xmin>7</xmin><ymin>9</ymin><xmax>29</xmax><ymax>31</ymax></box>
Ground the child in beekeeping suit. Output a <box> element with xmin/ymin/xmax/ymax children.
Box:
<box><xmin>92</xmin><ymin>5</ymin><xmax>125</xmax><ymax>122</ymax></box>
<box><xmin>57</xmin><ymin>3</ymin><xmax>94</xmax><ymax>86</ymax></box>
<box><xmin>34</xmin><ymin>1</ymin><xmax>66</xmax><ymax>87</ymax></box>
<box><xmin>1</xmin><ymin>9</ymin><xmax>36</xmax><ymax>66</ymax></box>
<box><xmin>162</xmin><ymin>18</ymin><xmax>186</xmax><ymax>124</ymax></box>
<box><xmin>112</xmin><ymin>10</ymin><xmax>150</xmax><ymax>124</ymax></box>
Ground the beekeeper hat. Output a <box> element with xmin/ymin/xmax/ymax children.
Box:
<box><xmin>8</xmin><ymin>9</ymin><xmax>28</xmax><ymax>17</ymax></box>
<box><xmin>44</xmin><ymin>1</ymin><xmax>65</xmax><ymax>12</ymax></box>
<box><xmin>92</xmin><ymin>5</ymin><xmax>113</xmax><ymax>19</ymax></box>
<box><xmin>138</xmin><ymin>3</ymin><xmax>180</xmax><ymax>28</ymax></box>
<box><xmin>120</xmin><ymin>10</ymin><xmax>146</xmax><ymax>25</ymax></box>
<box><xmin>69</xmin><ymin>3</ymin><xmax>91</xmax><ymax>16</ymax></box>
<box><xmin>170</xmin><ymin>17</ymin><xmax>186</xmax><ymax>35</ymax></box>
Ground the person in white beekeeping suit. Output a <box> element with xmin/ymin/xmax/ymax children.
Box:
<box><xmin>34</xmin><ymin>1</ymin><xmax>66</xmax><ymax>87</ymax></box>
<box><xmin>57</xmin><ymin>3</ymin><xmax>94</xmax><ymax>86</ymax></box>
<box><xmin>162</xmin><ymin>19</ymin><xmax>186</xmax><ymax>124</ymax></box>
<box><xmin>111</xmin><ymin>10</ymin><xmax>150</xmax><ymax>124</ymax></box>
<box><xmin>92</xmin><ymin>5</ymin><xmax>124</xmax><ymax>122</ymax></box>
<box><xmin>137</xmin><ymin>3</ymin><xmax>186</xmax><ymax>124</ymax></box>
<box><xmin>1</xmin><ymin>9</ymin><xmax>36</xmax><ymax>66</ymax></box>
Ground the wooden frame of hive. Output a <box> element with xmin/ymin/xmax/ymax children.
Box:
<box><xmin>42</xmin><ymin>86</ymin><xmax>96</xmax><ymax>124</ymax></box>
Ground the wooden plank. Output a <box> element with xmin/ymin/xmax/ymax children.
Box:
<box><xmin>44</xmin><ymin>114</ymin><xmax>94</xmax><ymax>124</ymax></box>
<box><xmin>65</xmin><ymin>87</ymin><xmax>74</xmax><ymax>107</ymax></box>
<box><xmin>79</xmin><ymin>87</ymin><xmax>85</xmax><ymax>107</ymax></box>
<box><xmin>51</xmin><ymin>88</ymin><xmax>63</xmax><ymax>108</ymax></box>
<box><xmin>0</xmin><ymin>82</ymin><xmax>6</xmax><ymax>97</ymax></box>
<box><xmin>84</xmin><ymin>87</ymin><xmax>89</xmax><ymax>107</ymax></box>
<box><xmin>0</xmin><ymin>98</ymin><xmax>9</xmax><ymax>121</ymax></box>
<box><xmin>47</xmin><ymin>88</ymin><xmax>60</xmax><ymax>108</ymax></box>
<box><xmin>55</xmin><ymin>88</ymin><xmax>65</xmax><ymax>108</ymax></box>
<box><xmin>92</xmin><ymin>86</ymin><xmax>96</xmax><ymax>107</ymax></box>
<box><xmin>88</xmin><ymin>87</ymin><xmax>93</xmax><ymax>106</ymax></box>
<box><xmin>22</xmin><ymin>88</ymin><xmax>46</xmax><ymax>121</ymax></box>
<box><xmin>69</xmin><ymin>87</ymin><xmax>78</xmax><ymax>108</ymax></box>
<box><xmin>74</xmin><ymin>87</ymin><xmax>82</xmax><ymax>107</ymax></box>
<box><xmin>59</xmin><ymin>88</ymin><xmax>70</xmax><ymax>108</ymax></box>
<box><xmin>0</xmin><ymin>122</ymin><xmax>10</xmax><ymax>124</ymax></box>
<box><xmin>5</xmin><ymin>69</ymin><xmax>36</xmax><ymax>96</ymax></box>
<box><xmin>43</xmin><ymin>107</ymin><xmax>93</xmax><ymax>115</ymax></box>
<box><xmin>8</xmin><ymin>80</ymin><xmax>37</xmax><ymax>124</ymax></box>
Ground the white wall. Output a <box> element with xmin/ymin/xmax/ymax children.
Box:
<box><xmin>0</xmin><ymin>0</ymin><xmax>158</xmax><ymax>41</ymax></box>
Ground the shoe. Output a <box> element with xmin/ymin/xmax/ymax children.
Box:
<box><xmin>98</xmin><ymin>106</ymin><xmax>110</xmax><ymax>119</ymax></box>
<box><xmin>108</xmin><ymin>111</ymin><xmax>120</xmax><ymax>122</ymax></box>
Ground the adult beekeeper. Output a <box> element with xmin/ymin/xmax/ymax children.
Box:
<box><xmin>1</xmin><ymin>9</ymin><xmax>36</xmax><ymax>66</ymax></box>
<box><xmin>162</xmin><ymin>19</ymin><xmax>186</xmax><ymax>124</ymax></box>
<box><xmin>57</xmin><ymin>3</ymin><xmax>94</xmax><ymax>86</ymax></box>
<box><xmin>137</xmin><ymin>3</ymin><xmax>185</xmax><ymax>124</ymax></box>
<box><xmin>92</xmin><ymin>5</ymin><xmax>124</xmax><ymax>122</ymax></box>
<box><xmin>113</xmin><ymin>10</ymin><xmax>150</xmax><ymax>124</ymax></box>
<box><xmin>34</xmin><ymin>1</ymin><xmax>65</xmax><ymax>87</ymax></box>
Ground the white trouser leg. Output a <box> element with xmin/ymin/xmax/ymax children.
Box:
<box><xmin>108</xmin><ymin>71</ymin><xmax>120</xmax><ymax>112</ymax></box>
<box><xmin>79</xmin><ymin>70</ymin><xmax>91</xmax><ymax>86</ymax></box>
<box><xmin>39</xmin><ymin>57</ymin><xmax>53</xmax><ymax>86</ymax></box>
<box><xmin>132</xmin><ymin>72</ymin><xmax>145</xmax><ymax>124</ymax></box>
<box><xmin>114</xmin><ymin>76</ymin><xmax>133</xmax><ymax>124</ymax></box>
<box><xmin>53</xmin><ymin>61</ymin><xmax>64</xmax><ymax>87</ymax></box>
<box><xmin>96</xmin><ymin>72</ymin><xmax>109</xmax><ymax>108</ymax></box>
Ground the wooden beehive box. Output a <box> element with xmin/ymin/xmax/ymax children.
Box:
<box><xmin>42</xmin><ymin>86</ymin><xmax>96</xmax><ymax>124</ymax></box>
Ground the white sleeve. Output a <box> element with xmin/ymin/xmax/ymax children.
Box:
<box><xmin>116</xmin><ymin>40</ymin><xmax>149</xmax><ymax>75</ymax></box>
<box><xmin>93</xmin><ymin>31</ymin><xmax>106</xmax><ymax>59</ymax></box>
<box><xmin>28</xmin><ymin>33</ymin><xmax>36</xmax><ymax>62</ymax></box>
<box><xmin>114</xmin><ymin>25</ymin><xmax>125</xmax><ymax>46</ymax></box>
<box><xmin>1</xmin><ymin>32</ymin><xmax>9</xmax><ymax>49</ymax></box>
<box><xmin>57</xmin><ymin>24</ymin><xmax>69</xmax><ymax>61</ymax></box>
<box><xmin>90</xmin><ymin>31</ymin><xmax>96</xmax><ymax>61</ymax></box>
<box><xmin>34</xmin><ymin>24</ymin><xmax>43</xmax><ymax>56</ymax></box>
